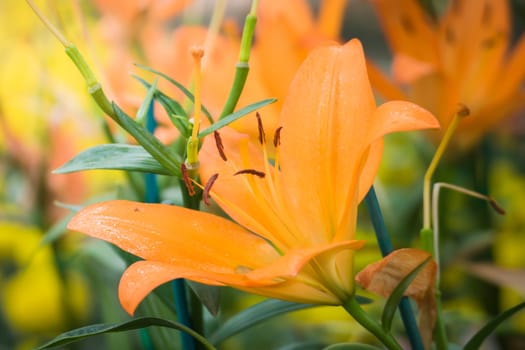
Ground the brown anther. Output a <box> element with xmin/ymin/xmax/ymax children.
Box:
<box><xmin>203</xmin><ymin>173</ymin><xmax>219</xmax><ymax>206</ymax></box>
<box><xmin>214</xmin><ymin>131</ymin><xmax>227</xmax><ymax>161</ymax></box>
<box><xmin>181</xmin><ymin>163</ymin><xmax>196</xmax><ymax>196</ymax></box>
<box><xmin>256</xmin><ymin>112</ymin><xmax>266</xmax><ymax>145</ymax></box>
<box><xmin>457</xmin><ymin>103</ymin><xmax>470</xmax><ymax>118</ymax></box>
<box><xmin>273</xmin><ymin>126</ymin><xmax>283</xmax><ymax>148</ymax></box>
<box><xmin>488</xmin><ymin>197</ymin><xmax>506</xmax><ymax>215</ymax></box>
<box><xmin>234</xmin><ymin>169</ymin><xmax>266</xmax><ymax>178</ymax></box>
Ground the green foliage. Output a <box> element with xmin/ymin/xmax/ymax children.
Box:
<box><xmin>198</xmin><ymin>98</ymin><xmax>277</xmax><ymax>137</ymax></box>
<box><xmin>53</xmin><ymin>144</ymin><xmax>170</xmax><ymax>175</ymax></box>
<box><xmin>323</xmin><ymin>344</ymin><xmax>383</xmax><ymax>350</ymax></box>
<box><xmin>35</xmin><ymin>317</ymin><xmax>216</xmax><ymax>350</ymax></box>
<box><xmin>463</xmin><ymin>300</ymin><xmax>525</xmax><ymax>350</ymax></box>
<box><xmin>382</xmin><ymin>257</ymin><xmax>431</xmax><ymax>332</ymax></box>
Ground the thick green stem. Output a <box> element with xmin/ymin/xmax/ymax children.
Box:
<box><xmin>343</xmin><ymin>298</ymin><xmax>403</xmax><ymax>350</ymax></box>
<box><xmin>218</xmin><ymin>5</ymin><xmax>257</xmax><ymax>120</ymax></box>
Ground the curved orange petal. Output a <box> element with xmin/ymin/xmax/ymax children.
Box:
<box><xmin>278</xmin><ymin>39</ymin><xmax>375</xmax><ymax>244</ymax></box>
<box><xmin>119</xmin><ymin>240</ymin><xmax>364</xmax><ymax>314</ymax></box>
<box><xmin>356</xmin><ymin>101</ymin><xmax>438</xmax><ymax>200</ymax></box>
<box><xmin>67</xmin><ymin>200</ymin><xmax>278</xmax><ymax>267</ymax></box>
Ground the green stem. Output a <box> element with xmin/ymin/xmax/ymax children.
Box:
<box><xmin>434</xmin><ymin>290</ymin><xmax>448</xmax><ymax>350</ymax></box>
<box><xmin>218</xmin><ymin>2</ymin><xmax>258</xmax><ymax>119</ymax></box>
<box><xmin>343</xmin><ymin>298</ymin><xmax>403</xmax><ymax>350</ymax></box>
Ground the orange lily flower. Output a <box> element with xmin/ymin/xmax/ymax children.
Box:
<box><xmin>370</xmin><ymin>0</ymin><xmax>525</xmax><ymax>150</ymax></box>
<box><xmin>67</xmin><ymin>39</ymin><xmax>438</xmax><ymax>315</ymax></box>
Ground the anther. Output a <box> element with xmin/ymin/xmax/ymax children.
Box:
<box><xmin>457</xmin><ymin>103</ymin><xmax>470</xmax><ymax>118</ymax></box>
<box><xmin>203</xmin><ymin>173</ymin><xmax>219</xmax><ymax>206</ymax></box>
<box><xmin>214</xmin><ymin>131</ymin><xmax>227</xmax><ymax>161</ymax></box>
<box><xmin>256</xmin><ymin>112</ymin><xmax>266</xmax><ymax>145</ymax></box>
<box><xmin>234</xmin><ymin>169</ymin><xmax>266</xmax><ymax>178</ymax></box>
<box><xmin>488</xmin><ymin>197</ymin><xmax>506</xmax><ymax>215</ymax></box>
<box><xmin>181</xmin><ymin>163</ymin><xmax>196</xmax><ymax>196</ymax></box>
<box><xmin>273</xmin><ymin>126</ymin><xmax>283</xmax><ymax>148</ymax></box>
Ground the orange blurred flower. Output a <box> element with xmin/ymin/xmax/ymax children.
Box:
<box><xmin>67</xmin><ymin>39</ymin><xmax>438</xmax><ymax>315</ymax></box>
<box><xmin>370</xmin><ymin>0</ymin><xmax>525</xmax><ymax>150</ymax></box>
<box><xmin>103</xmin><ymin>0</ymin><xmax>350</xmax><ymax>143</ymax></box>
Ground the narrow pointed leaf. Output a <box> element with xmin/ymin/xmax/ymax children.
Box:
<box><xmin>135</xmin><ymin>63</ymin><xmax>214</xmax><ymax>123</ymax></box>
<box><xmin>133</xmin><ymin>75</ymin><xmax>190</xmax><ymax>137</ymax></box>
<box><xmin>463</xmin><ymin>301</ymin><xmax>525</xmax><ymax>350</ymax></box>
<box><xmin>209</xmin><ymin>296</ymin><xmax>371</xmax><ymax>345</ymax></box>
<box><xmin>382</xmin><ymin>257</ymin><xmax>431</xmax><ymax>331</ymax></box>
<box><xmin>135</xmin><ymin>78</ymin><xmax>159</xmax><ymax>124</ymax></box>
<box><xmin>198</xmin><ymin>98</ymin><xmax>277</xmax><ymax>137</ymax></box>
<box><xmin>323</xmin><ymin>344</ymin><xmax>383</xmax><ymax>350</ymax></box>
<box><xmin>112</xmin><ymin>103</ymin><xmax>182</xmax><ymax>177</ymax></box>
<box><xmin>38</xmin><ymin>212</ymin><xmax>74</xmax><ymax>247</ymax></box>
<box><xmin>209</xmin><ymin>299</ymin><xmax>314</xmax><ymax>345</ymax></box>
<box><xmin>35</xmin><ymin>317</ymin><xmax>216</xmax><ymax>350</ymax></box>
<box><xmin>187</xmin><ymin>281</ymin><xmax>221</xmax><ymax>316</ymax></box>
<box><xmin>155</xmin><ymin>93</ymin><xmax>191</xmax><ymax>137</ymax></box>
<box><xmin>53</xmin><ymin>144</ymin><xmax>170</xmax><ymax>175</ymax></box>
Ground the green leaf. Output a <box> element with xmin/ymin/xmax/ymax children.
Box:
<box><xmin>38</xmin><ymin>212</ymin><xmax>74</xmax><ymax>247</ymax></box>
<box><xmin>381</xmin><ymin>256</ymin><xmax>431</xmax><ymax>332</ymax></box>
<box><xmin>209</xmin><ymin>299</ymin><xmax>313</xmax><ymax>345</ymax></box>
<box><xmin>198</xmin><ymin>98</ymin><xmax>277</xmax><ymax>137</ymax></box>
<box><xmin>135</xmin><ymin>63</ymin><xmax>214</xmax><ymax>123</ymax></box>
<box><xmin>187</xmin><ymin>281</ymin><xmax>221</xmax><ymax>316</ymax></box>
<box><xmin>463</xmin><ymin>300</ymin><xmax>525</xmax><ymax>350</ymax></box>
<box><xmin>155</xmin><ymin>92</ymin><xmax>191</xmax><ymax>138</ymax></box>
<box><xmin>209</xmin><ymin>296</ymin><xmax>372</xmax><ymax>345</ymax></box>
<box><xmin>323</xmin><ymin>343</ymin><xmax>383</xmax><ymax>350</ymax></box>
<box><xmin>35</xmin><ymin>317</ymin><xmax>216</xmax><ymax>350</ymax></box>
<box><xmin>53</xmin><ymin>144</ymin><xmax>170</xmax><ymax>175</ymax></box>
<box><xmin>133</xmin><ymin>75</ymin><xmax>191</xmax><ymax>137</ymax></box>
<box><xmin>135</xmin><ymin>78</ymin><xmax>158</xmax><ymax>124</ymax></box>
<box><xmin>112</xmin><ymin>103</ymin><xmax>182</xmax><ymax>177</ymax></box>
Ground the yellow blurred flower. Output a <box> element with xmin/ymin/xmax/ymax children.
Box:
<box><xmin>0</xmin><ymin>222</ymin><xmax>90</xmax><ymax>335</ymax></box>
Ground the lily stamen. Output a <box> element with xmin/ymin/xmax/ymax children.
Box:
<box><xmin>203</xmin><ymin>173</ymin><xmax>219</xmax><ymax>206</ymax></box>
<box><xmin>234</xmin><ymin>169</ymin><xmax>266</xmax><ymax>178</ymax></box>
<box><xmin>256</xmin><ymin>112</ymin><xmax>266</xmax><ymax>145</ymax></box>
<box><xmin>213</xmin><ymin>131</ymin><xmax>227</xmax><ymax>161</ymax></box>
<box><xmin>273</xmin><ymin>126</ymin><xmax>283</xmax><ymax>148</ymax></box>
<box><xmin>181</xmin><ymin>163</ymin><xmax>196</xmax><ymax>196</ymax></box>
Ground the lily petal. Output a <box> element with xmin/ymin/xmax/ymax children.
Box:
<box><xmin>278</xmin><ymin>39</ymin><xmax>376</xmax><ymax>244</ymax></box>
<box><xmin>67</xmin><ymin>200</ymin><xmax>279</xmax><ymax>268</ymax></box>
<box><xmin>357</xmin><ymin>101</ymin><xmax>439</xmax><ymax>200</ymax></box>
<box><xmin>118</xmin><ymin>241</ymin><xmax>365</xmax><ymax>315</ymax></box>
